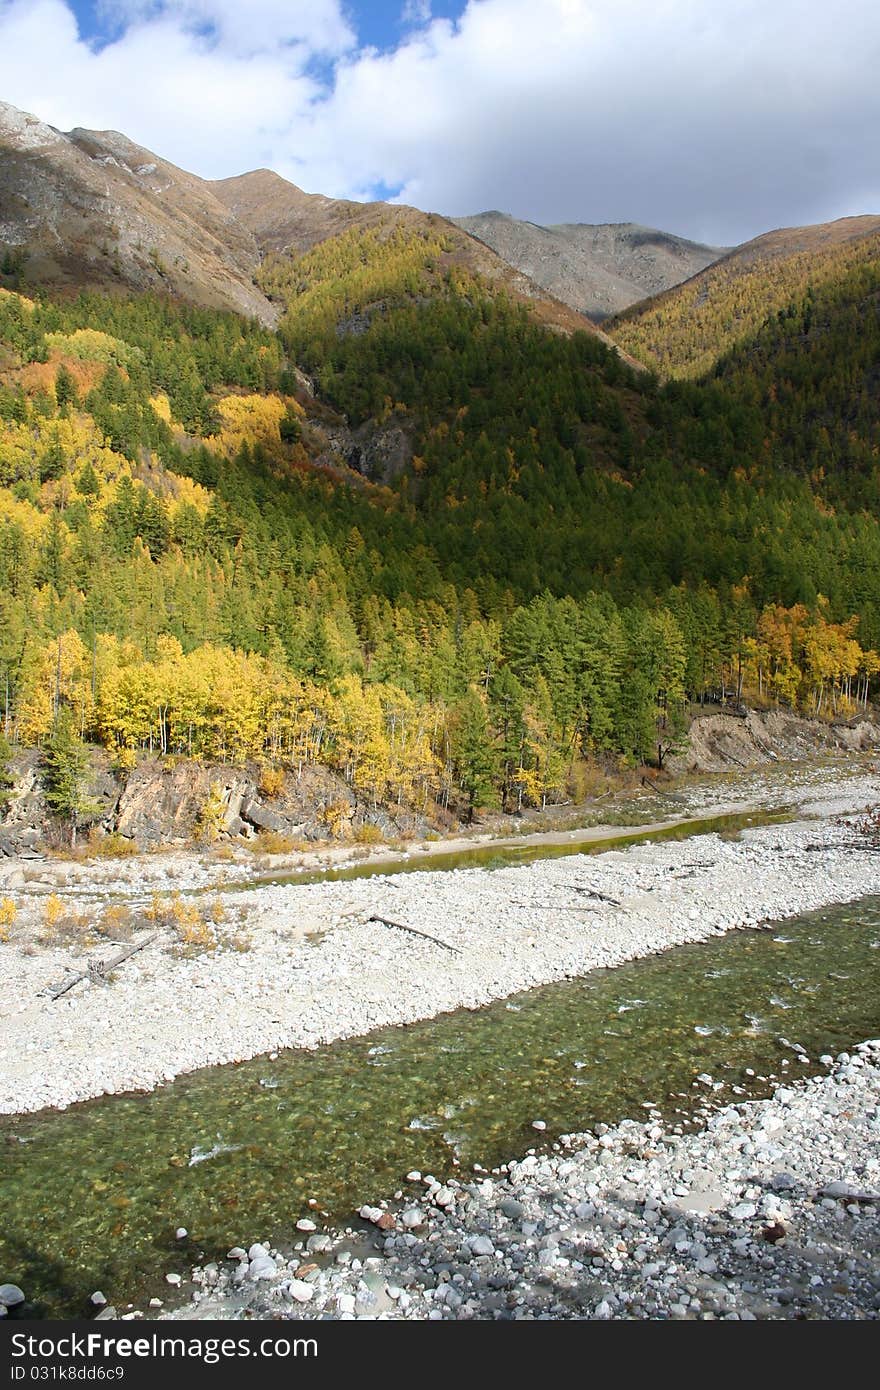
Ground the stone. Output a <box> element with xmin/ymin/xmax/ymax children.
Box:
<box><xmin>822</xmin><ymin>1181</ymin><xmax>880</xmax><ymax>1201</ymax></box>
<box><xmin>469</xmin><ymin>1236</ymin><xmax>495</xmax><ymax>1257</ymax></box>
<box><xmin>730</xmin><ymin>1203</ymin><xmax>757</xmax><ymax>1222</ymax></box>
<box><xmin>771</xmin><ymin>1173</ymin><xmax>796</xmax><ymax>1190</ymax></box>
<box><xmin>306</xmin><ymin>1233</ymin><xmax>332</xmax><ymax>1253</ymax></box>
<box><xmin>247</xmin><ymin>1243</ymin><xmax>268</xmax><ymax>1260</ymax></box>
<box><xmin>673</xmin><ymin>1189</ymin><xmax>726</xmax><ymax>1215</ymax></box>
<box><xmin>248</xmin><ymin>1255</ymin><xmax>277</xmax><ymax>1280</ymax></box>
<box><xmin>0</xmin><ymin>1285</ymin><xmax>25</xmax><ymax>1308</ymax></box>
<box><xmin>500</xmin><ymin>1198</ymin><xmax>525</xmax><ymax>1219</ymax></box>
<box><xmin>287</xmin><ymin>1280</ymin><xmax>314</xmax><ymax>1303</ymax></box>
<box><xmin>401</xmin><ymin>1208</ymin><xmax>425</xmax><ymax>1229</ymax></box>
<box><xmin>296</xmin><ymin>1219</ymin><xmax>317</xmax><ymax>1232</ymax></box>
<box><xmin>164</xmin><ymin>1273</ymin><xmax>182</xmax><ymax>1287</ymax></box>
<box><xmin>89</xmin><ymin>1291</ymin><xmax>107</xmax><ymax>1308</ymax></box>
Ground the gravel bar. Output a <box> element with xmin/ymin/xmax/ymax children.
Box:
<box><xmin>1</xmin><ymin>768</ymin><xmax>878</xmax><ymax>1117</ymax></box>
<box><xmin>167</xmin><ymin>1042</ymin><xmax>880</xmax><ymax>1321</ymax></box>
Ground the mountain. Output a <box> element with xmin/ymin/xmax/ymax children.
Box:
<box><xmin>210</xmin><ymin>169</ymin><xmax>623</xmax><ymax>347</ymax></box>
<box><xmin>2</xmin><ymin>99</ymin><xmax>880</xmax><ymax>822</ymax></box>
<box><xmin>451</xmin><ymin>211</ymin><xmax>725</xmax><ymax>320</ymax></box>
<box><xmin>609</xmin><ymin>214</ymin><xmax>880</xmax><ymax>378</ymax></box>
<box><xmin>0</xmin><ymin>99</ymin><xmax>275</xmax><ymax>323</ymax></box>
<box><xmin>0</xmin><ymin>99</ymin><xmax>616</xmax><ymax>350</ymax></box>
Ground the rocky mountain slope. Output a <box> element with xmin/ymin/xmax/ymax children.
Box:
<box><xmin>0</xmin><ymin>99</ymin><xmax>617</xmax><ymax>349</ymax></box>
<box><xmin>0</xmin><ymin>99</ymin><xmax>275</xmax><ymax>323</ymax></box>
<box><xmin>452</xmin><ymin>211</ymin><xmax>724</xmax><ymax>320</ymax></box>
<box><xmin>211</xmin><ymin>168</ymin><xmax>620</xmax><ymax>345</ymax></box>
<box><xmin>609</xmin><ymin>214</ymin><xmax>880</xmax><ymax>378</ymax></box>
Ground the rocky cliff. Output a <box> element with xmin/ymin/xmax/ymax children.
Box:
<box><xmin>2</xmin><ymin>707</ymin><xmax>878</xmax><ymax>857</ymax></box>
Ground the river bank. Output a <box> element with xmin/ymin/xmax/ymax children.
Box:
<box><xmin>0</xmin><ymin>761</ymin><xmax>878</xmax><ymax>1117</ymax></box>
<box><xmin>166</xmin><ymin>1041</ymin><xmax>880</xmax><ymax>1321</ymax></box>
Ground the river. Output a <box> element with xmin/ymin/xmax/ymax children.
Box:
<box><xmin>2</xmin><ymin>893</ymin><xmax>879</xmax><ymax>1317</ymax></box>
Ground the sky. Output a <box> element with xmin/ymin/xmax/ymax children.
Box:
<box><xmin>0</xmin><ymin>0</ymin><xmax>877</xmax><ymax>245</ymax></box>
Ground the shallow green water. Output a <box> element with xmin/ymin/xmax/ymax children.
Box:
<box><xmin>2</xmin><ymin>895</ymin><xmax>879</xmax><ymax>1317</ymax></box>
<box><xmin>243</xmin><ymin>807</ymin><xmax>790</xmax><ymax>889</ymax></box>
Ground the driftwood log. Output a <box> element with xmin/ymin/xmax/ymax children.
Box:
<box><xmin>47</xmin><ymin>933</ymin><xmax>159</xmax><ymax>1001</ymax></box>
<box><xmin>804</xmin><ymin>842</ymin><xmax>878</xmax><ymax>853</ymax></box>
<box><xmin>640</xmin><ymin>776</ymin><xmax>688</xmax><ymax>803</ymax></box>
<box><xmin>572</xmin><ymin>887</ymin><xmax>622</xmax><ymax>907</ymax></box>
<box><xmin>367</xmin><ymin>915</ymin><xmax>462</xmax><ymax>954</ymax></box>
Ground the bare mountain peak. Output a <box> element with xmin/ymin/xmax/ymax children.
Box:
<box><xmin>453</xmin><ymin>210</ymin><xmax>727</xmax><ymax>320</ymax></box>
<box><xmin>0</xmin><ymin>98</ymin><xmax>658</xmax><ymax>358</ymax></box>
<box><xmin>0</xmin><ymin>98</ymin><xmax>274</xmax><ymax>323</ymax></box>
<box><xmin>0</xmin><ymin>98</ymin><xmax>64</xmax><ymax>150</ymax></box>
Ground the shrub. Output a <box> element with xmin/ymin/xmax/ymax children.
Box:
<box><xmin>86</xmin><ymin>830</ymin><xmax>138</xmax><ymax>859</ymax></box>
<box><xmin>0</xmin><ymin>897</ymin><xmax>16</xmax><ymax>941</ymax></box>
<box><xmin>319</xmin><ymin>800</ymin><xmax>350</xmax><ymax>838</ymax></box>
<box><xmin>96</xmin><ymin>903</ymin><xmax>135</xmax><ymax>940</ymax></box>
<box><xmin>258</xmin><ymin>765</ymin><xmax>286</xmax><ymax>799</ymax></box>
<box><xmin>146</xmin><ymin>890</ymin><xmax>216</xmax><ymax>950</ymax></box>
<box><xmin>45</xmin><ymin>894</ymin><xmax>64</xmax><ymax>930</ymax></box>
<box><xmin>40</xmin><ymin>893</ymin><xmax>91</xmax><ymax>944</ymax></box>
<box><xmin>353</xmin><ymin>822</ymin><xmax>383</xmax><ymax>845</ymax></box>
<box><xmin>195</xmin><ymin>782</ymin><xmax>227</xmax><ymax>844</ymax></box>
<box><xmin>247</xmin><ymin>829</ymin><xmax>303</xmax><ymax>854</ymax></box>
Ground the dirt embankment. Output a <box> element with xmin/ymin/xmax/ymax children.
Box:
<box><xmin>669</xmin><ymin>707</ymin><xmax>880</xmax><ymax>775</ymax></box>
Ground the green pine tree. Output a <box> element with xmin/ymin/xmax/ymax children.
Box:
<box><xmin>450</xmin><ymin>688</ymin><xmax>500</xmax><ymax>821</ymax></box>
<box><xmin>41</xmin><ymin>710</ymin><xmax>96</xmax><ymax>846</ymax></box>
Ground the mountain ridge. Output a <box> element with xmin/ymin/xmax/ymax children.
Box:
<box><xmin>0</xmin><ymin>99</ymin><xmax>623</xmax><ymax>354</ymax></box>
<box><xmin>609</xmin><ymin>213</ymin><xmax>880</xmax><ymax>377</ymax></box>
<box><xmin>452</xmin><ymin>209</ymin><xmax>726</xmax><ymax>320</ymax></box>
<box><xmin>0</xmin><ymin>99</ymin><xmax>276</xmax><ymax>323</ymax></box>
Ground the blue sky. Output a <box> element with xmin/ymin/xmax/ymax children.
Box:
<box><xmin>67</xmin><ymin>1</ymin><xmax>467</xmax><ymax>53</ymax></box>
<box><xmin>1</xmin><ymin>0</ymin><xmax>877</xmax><ymax>244</ymax></box>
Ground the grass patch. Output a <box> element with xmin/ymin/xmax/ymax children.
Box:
<box><xmin>85</xmin><ymin>830</ymin><xmax>139</xmax><ymax>859</ymax></box>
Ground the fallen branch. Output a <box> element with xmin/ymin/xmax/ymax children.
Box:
<box><xmin>640</xmin><ymin>777</ymin><xmax>688</xmax><ymax>803</ymax></box>
<box><xmin>804</xmin><ymin>843</ymin><xmax>878</xmax><ymax>853</ymax></box>
<box><xmin>367</xmin><ymin>915</ymin><xmax>462</xmax><ymax>954</ymax></box>
<box><xmin>47</xmin><ymin>933</ymin><xmax>159</xmax><ymax>1001</ymax></box>
<box><xmin>572</xmin><ymin>887</ymin><xmax>622</xmax><ymax>907</ymax></box>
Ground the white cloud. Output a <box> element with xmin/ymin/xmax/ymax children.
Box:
<box><xmin>401</xmin><ymin>0</ymin><xmax>433</xmax><ymax>27</ymax></box>
<box><xmin>0</xmin><ymin>0</ymin><xmax>878</xmax><ymax>243</ymax></box>
<box><xmin>102</xmin><ymin>0</ymin><xmax>356</xmax><ymax>56</ymax></box>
